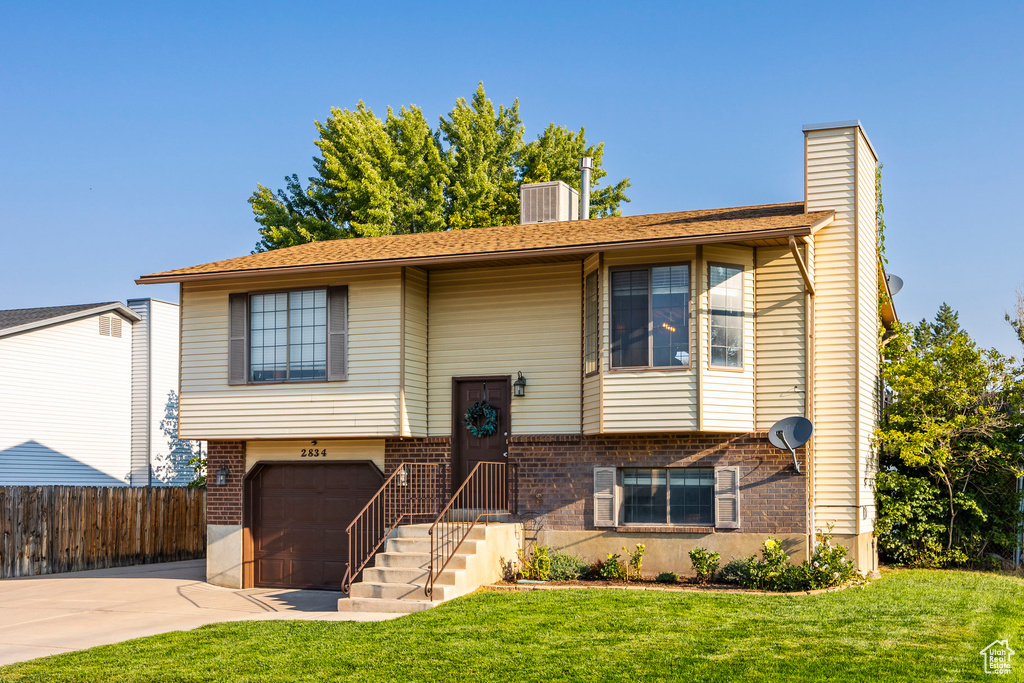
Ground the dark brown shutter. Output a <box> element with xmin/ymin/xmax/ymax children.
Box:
<box><xmin>715</xmin><ymin>466</ymin><xmax>741</xmax><ymax>529</ymax></box>
<box><xmin>228</xmin><ymin>293</ymin><xmax>248</xmax><ymax>385</ymax></box>
<box><xmin>328</xmin><ymin>286</ymin><xmax>348</xmax><ymax>381</ymax></box>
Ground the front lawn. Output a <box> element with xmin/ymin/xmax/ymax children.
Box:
<box><xmin>2</xmin><ymin>570</ymin><xmax>1022</xmax><ymax>682</ymax></box>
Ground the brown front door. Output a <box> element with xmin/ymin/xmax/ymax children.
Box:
<box><xmin>452</xmin><ymin>376</ymin><xmax>510</xmax><ymax>502</ymax></box>
<box><xmin>248</xmin><ymin>462</ymin><xmax>383</xmax><ymax>590</ymax></box>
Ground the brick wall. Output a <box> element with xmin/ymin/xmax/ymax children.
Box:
<box><xmin>206</xmin><ymin>440</ymin><xmax>245</xmax><ymax>525</ymax></box>
<box><xmin>385</xmin><ymin>433</ymin><xmax>806</xmax><ymax>535</ymax></box>
<box><xmin>511</xmin><ymin>433</ymin><xmax>806</xmax><ymax>534</ymax></box>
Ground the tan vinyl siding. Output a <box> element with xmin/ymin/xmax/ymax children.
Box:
<box><xmin>179</xmin><ymin>269</ymin><xmax>403</xmax><ymax>441</ymax></box>
<box><xmin>427</xmin><ymin>263</ymin><xmax>581</xmax><ymax>435</ymax></box>
<box><xmin>402</xmin><ymin>267</ymin><xmax>428</xmax><ymax>437</ymax></box>
<box><xmin>602</xmin><ymin>246</ymin><xmax>698</xmax><ymax>433</ymax></box>
<box><xmin>701</xmin><ymin>245</ymin><xmax>755</xmax><ymax>432</ymax></box>
<box><xmin>245</xmin><ymin>439</ymin><xmax>385</xmax><ymax>473</ymax></box>
<box><xmin>856</xmin><ymin>130</ymin><xmax>880</xmax><ymax>534</ymax></box>
<box><xmin>0</xmin><ymin>315</ymin><xmax>133</xmax><ymax>485</ymax></box>
<box><xmin>755</xmin><ymin>245</ymin><xmax>807</xmax><ymax>429</ymax></box>
<box><xmin>582</xmin><ymin>253</ymin><xmax>602</xmax><ymax>434</ymax></box>
<box><xmin>807</xmin><ymin>127</ymin><xmax>858</xmax><ymax>534</ymax></box>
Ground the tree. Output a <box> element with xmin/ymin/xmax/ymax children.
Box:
<box><xmin>1006</xmin><ymin>287</ymin><xmax>1024</xmax><ymax>348</ymax></box>
<box><xmin>875</xmin><ymin>304</ymin><xmax>1024</xmax><ymax>565</ymax></box>
<box><xmin>250</xmin><ymin>83</ymin><xmax>631</xmax><ymax>251</ymax></box>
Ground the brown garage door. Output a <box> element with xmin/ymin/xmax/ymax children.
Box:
<box><xmin>248</xmin><ymin>462</ymin><xmax>383</xmax><ymax>590</ymax></box>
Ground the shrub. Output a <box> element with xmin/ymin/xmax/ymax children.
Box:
<box><xmin>598</xmin><ymin>552</ymin><xmax>626</xmax><ymax>580</ymax></box>
<box><xmin>688</xmin><ymin>547</ymin><xmax>721</xmax><ymax>585</ymax></box>
<box><xmin>656</xmin><ymin>571</ymin><xmax>679</xmax><ymax>584</ymax></box>
<box><xmin>624</xmin><ymin>544</ymin><xmax>646</xmax><ymax>580</ymax></box>
<box><xmin>717</xmin><ymin>557</ymin><xmax>752</xmax><ymax>585</ymax></box>
<box><xmin>797</xmin><ymin>528</ymin><xmax>857</xmax><ymax>590</ymax></box>
<box><xmin>517</xmin><ymin>544</ymin><xmax>551</xmax><ymax>581</ymax></box>
<box><xmin>548</xmin><ymin>552</ymin><xmax>588</xmax><ymax>581</ymax></box>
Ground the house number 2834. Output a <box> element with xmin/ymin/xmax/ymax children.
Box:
<box><xmin>300</xmin><ymin>448</ymin><xmax>327</xmax><ymax>457</ymax></box>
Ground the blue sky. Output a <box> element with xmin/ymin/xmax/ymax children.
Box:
<box><xmin>2</xmin><ymin>2</ymin><xmax>1022</xmax><ymax>354</ymax></box>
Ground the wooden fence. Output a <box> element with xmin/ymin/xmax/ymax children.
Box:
<box><xmin>0</xmin><ymin>486</ymin><xmax>206</xmax><ymax>578</ymax></box>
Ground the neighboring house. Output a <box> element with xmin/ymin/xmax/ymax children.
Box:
<box><xmin>0</xmin><ymin>299</ymin><xmax>200</xmax><ymax>486</ymax></box>
<box><xmin>139</xmin><ymin>121</ymin><xmax>896</xmax><ymax>594</ymax></box>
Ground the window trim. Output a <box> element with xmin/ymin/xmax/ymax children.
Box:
<box><xmin>707</xmin><ymin>261</ymin><xmax>746</xmax><ymax>372</ymax></box>
<box><xmin>584</xmin><ymin>269</ymin><xmax>600</xmax><ymax>377</ymax></box>
<box><xmin>608</xmin><ymin>262</ymin><xmax>693</xmax><ymax>371</ymax></box>
<box><xmin>242</xmin><ymin>286</ymin><xmax>335</xmax><ymax>385</ymax></box>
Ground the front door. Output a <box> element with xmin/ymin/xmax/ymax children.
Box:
<box><xmin>452</xmin><ymin>376</ymin><xmax>510</xmax><ymax>505</ymax></box>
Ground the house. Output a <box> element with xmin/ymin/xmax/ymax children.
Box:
<box><xmin>138</xmin><ymin>121</ymin><xmax>894</xmax><ymax>606</ymax></box>
<box><xmin>0</xmin><ymin>299</ymin><xmax>200</xmax><ymax>486</ymax></box>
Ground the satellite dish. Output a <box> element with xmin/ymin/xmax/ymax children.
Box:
<box><xmin>885</xmin><ymin>273</ymin><xmax>904</xmax><ymax>296</ymax></box>
<box><xmin>768</xmin><ymin>416</ymin><xmax>813</xmax><ymax>474</ymax></box>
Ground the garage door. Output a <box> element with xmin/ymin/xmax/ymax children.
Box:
<box><xmin>249</xmin><ymin>462</ymin><xmax>383</xmax><ymax>590</ymax></box>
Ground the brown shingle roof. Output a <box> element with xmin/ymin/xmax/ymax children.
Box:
<box><xmin>137</xmin><ymin>202</ymin><xmax>833</xmax><ymax>283</ymax></box>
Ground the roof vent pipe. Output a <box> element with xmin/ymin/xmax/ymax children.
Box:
<box><xmin>579</xmin><ymin>156</ymin><xmax>593</xmax><ymax>220</ymax></box>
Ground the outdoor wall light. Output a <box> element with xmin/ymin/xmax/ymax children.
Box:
<box><xmin>513</xmin><ymin>371</ymin><xmax>527</xmax><ymax>397</ymax></box>
<box><xmin>215</xmin><ymin>467</ymin><xmax>229</xmax><ymax>486</ymax></box>
<box><xmin>397</xmin><ymin>466</ymin><xmax>408</xmax><ymax>487</ymax></box>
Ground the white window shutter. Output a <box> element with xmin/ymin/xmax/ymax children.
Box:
<box><xmin>593</xmin><ymin>467</ymin><xmax>618</xmax><ymax>528</ymax></box>
<box><xmin>228</xmin><ymin>293</ymin><xmax>248</xmax><ymax>385</ymax></box>
<box><xmin>327</xmin><ymin>286</ymin><xmax>348</xmax><ymax>381</ymax></box>
<box><xmin>715</xmin><ymin>466</ymin><xmax>741</xmax><ymax>529</ymax></box>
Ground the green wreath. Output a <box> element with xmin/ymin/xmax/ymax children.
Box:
<box><xmin>463</xmin><ymin>401</ymin><xmax>499</xmax><ymax>438</ymax></box>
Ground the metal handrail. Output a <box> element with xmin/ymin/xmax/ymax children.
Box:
<box><xmin>425</xmin><ymin>461</ymin><xmax>518</xmax><ymax>599</ymax></box>
<box><xmin>342</xmin><ymin>462</ymin><xmax>445</xmax><ymax>594</ymax></box>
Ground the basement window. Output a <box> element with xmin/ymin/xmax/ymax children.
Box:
<box><xmin>622</xmin><ymin>468</ymin><xmax>715</xmax><ymax>526</ymax></box>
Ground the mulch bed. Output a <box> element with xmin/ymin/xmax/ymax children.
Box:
<box><xmin>486</xmin><ymin>579</ymin><xmax>861</xmax><ymax>596</ymax></box>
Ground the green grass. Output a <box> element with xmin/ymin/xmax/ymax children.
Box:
<box><xmin>2</xmin><ymin>570</ymin><xmax>1023</xmax><ymax>682</ymax></box>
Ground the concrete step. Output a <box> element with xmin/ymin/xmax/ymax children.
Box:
<box><xmin>338</xmin><ymin>597</ymin><xmax>435</xmax><ymax>614</ymax></box>
<box><xmin>361</xmin><ymin>565</ymin><xmax>459</xmax><ymax>586</ymax></box>
<box><xmin>392</xmin><ymin>523</ymin><xmax>490</xmax><ymax>540</ymax></box>
<box><xmin>375</xmin><ymin>551</ymin><xmax>469</xmax><ymax>570</ymax></box>
<box><xmin>385</xmin><ymin>536</ymin><xmax>483</xmax><ymax>555</ymax></box>
<box><xmin>349</xmin><ymin>581</ymin><xmax>458</xmax><ymax>601</ymax></box>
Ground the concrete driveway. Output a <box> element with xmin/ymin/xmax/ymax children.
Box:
<box><xmin>0</xmin><ymin>560</ymin><xmax>396</xmax><ymax>666</ymax></box>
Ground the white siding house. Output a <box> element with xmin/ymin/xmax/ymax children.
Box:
<box><xmin>0</xmin><ymin>300</ymin><xmax>198</xmax><ymax>486</ymax></box>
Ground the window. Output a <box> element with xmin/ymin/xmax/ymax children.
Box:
<box><xmin>249</xmin><ymin>290</ymin><xmax>327</xmax><ymax>382</ymax></box>
<box><xmin>709</xmin><ymin>264</ymin><xmax>743</xmax><ymax>368</ymax></box>
<box><xmin>610</xmin><ymin>264</ymin><xmax>690</xmax><ymax>368</ymax></box>
<box><xmin>584</xmin><ymin>271</ymin><xmax>599</xmax><ymax>374</ymax></box>
<box><xmin>622</xmin><ymin>468</ymin><xmax>714</xmax><ymax>525</ymax></box>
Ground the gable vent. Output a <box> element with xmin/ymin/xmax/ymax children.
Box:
<box><xmin>98</xmin><ymin>315</ymin><xmax>122</xmax><ymax>338</ymax></box>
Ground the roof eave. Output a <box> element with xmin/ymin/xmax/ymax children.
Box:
<box><xmin>137</xmin><ymin>214</ymin><xmax>835</xmax><ymax>285</ymax></box>
<box><xmin>0</xmin><ymin>303</ymin><xmax>142</xmax><ymax>340</ymax></box>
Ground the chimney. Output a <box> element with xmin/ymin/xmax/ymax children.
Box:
<box><xmin>579</xmin><ymin>156</ymin><xmax>593</xmax><ymax>220</ymax></box>
<box><xmin>519</xmin><ymin>181</ymin><xmax>579</xmax><ymax>224</ymax></box>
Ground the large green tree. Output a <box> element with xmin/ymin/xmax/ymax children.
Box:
<box><xmin>251</xmin><ymin>83</ymin><xmax>630</xmax><ymax>251</ymax></box>
<box><xmin>875</xmin><ymin>304</ymin><xmax>1024</xmax><ymax>566</ymax></box>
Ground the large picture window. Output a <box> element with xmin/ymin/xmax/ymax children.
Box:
<box><xmin>610</xmin><ymin>264</ymin><xmax>690</xmax><ymax>368</ymax></box>
<box><xmin>621</xmin><ymin>468</ymin><xmax>715</xmax><ymax>525</ymax></box>
<box><xmin>250</xmin><ymin>289</ymin><xmax>327</xmax><ymax>382</ymax></box>
<box><xmin>709</xmin><ymin>264</ymin><xmax>743</xmax><ymax>368</ymax></box>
